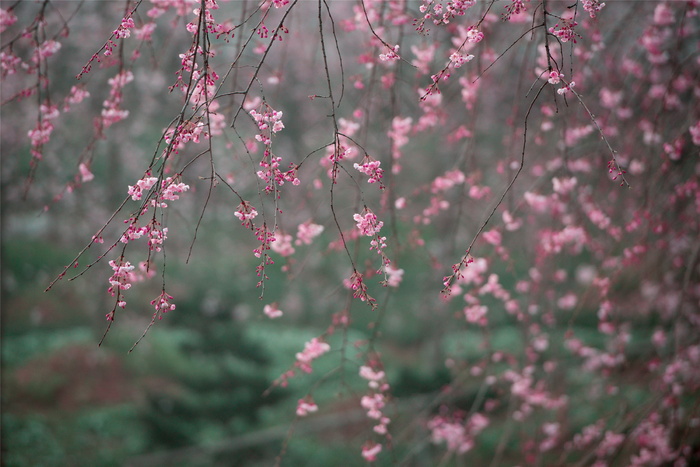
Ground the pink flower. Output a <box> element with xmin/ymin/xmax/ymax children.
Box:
<box><xmin>548</xmin><ymin>70</ymin><xmax>563</xmax><ymax>85</ymax></box>
<box><xmin>361</xmin><ymin>442</ymin><xmax>382</xmax><ymax>462</ymax></box>
<box><xmin>353</xmin><ymin>211</ymin><xmax>383</xmax><ymax>237</ymax></box>
<box><xmin>271</xmin><ymin>231</ymin><xmax>295</xmax><ymax>256</ymax></box>
<box><xmin>689</xmin><ymin>121</ymin><xmax>700</xmax><ymax>146</ymax></box>
<box><xmin>384</xmin><ymin>265</ymin><xmax>404</xmax><ymax>287</ymax></box>
<box><xmin>263</xmin><ymin>303</ymin><xmax>283</xmax><ymax>319</ymax></box>
<box><xmin>79</xmin><ymin>163</ymin><xmax>94</xmax><ymax>183</ymax></box>
<box><xmin>128</xmin><ymin>176</ymin><xmax>158</xmax><ymax>201</ymax></box>
<box><xmin>0</xmin><ymin>8</ymin><xmax>17</xmax><ymax>33</ymax></box>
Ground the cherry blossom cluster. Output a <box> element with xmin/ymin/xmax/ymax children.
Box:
<box><xmin>253</xmin><ymin>226</ymin><xmax>276</xmax><ymax>260</ymax></box>
<box><xmin>270</xmin><ymin>231</ymin><xmax>295</xmax><ymax>257</ymax></box>
<box><xmin>127</xmin><ymin>174</ymin><xmax>190</xmax><ymax>208</ymax></box>
<box><xmin>296</xmin><ymin>397</ymin><xmax>318</xmax><ymax>416</ymax></box>
<box><xmin>120</xmin><ymin>219</ymin><xmax>168</xmax><ymax>251</ymax></box>
<box><xmin>353</xmin><ymin>156</ymin><xmax>384</xmax><ymax>188</ymax></box>
<box><xmin>250</xmin><ymin>106</ymin><xmax>285</xmax><ymax>145</ymax></box>
<box><xmin>582</xmin><ymin>0</ymin><xmax>606</xmax><ymax>18</ymax></box>
<box><xmin>548</xmin><ymin>18</ymin><xmax>578</xmax><ymax>43</ymax></box>
<box><xmin>387</xmin><ymin>117</ymin><xmax>412</xmax><ymax>172</ymax></box>
<box><xmin>502</xmin><ymin>0</ymin><xmax>529</xmax><ymax>21</ymax></box>
<box><xmin>383</xmin><ymin>264</ymin><xmax>404</xmax><ymax>288</ymax></box>
<box><xmin>257</xmin><ymin>153</ymin><xmax>300</xmax><ymax>195</ymax></box>
<box><xmin>428</xmin><ymin>411</ymin><xmax>489</xmax><ymax>454</ymax></box>
<box><xmin>348</xmin><ymin>271</ymin><xmax>376</xmax><ymax>308</ymax></box>
<box><xmin>359</xmin><ymin>364</ymin><xmax>391</xmax><ymax>433</ymax></box>
<box><xmin>263</xmin><ymin>303</ymin><xmax>283</xmax><ymax>319</ymax></box>
<box><xmin>416</xmin><ymin>0</ymin><xmax>476</xmax><ymax>29</ymax></box>
<box><xmin>27</xmin><ymin>104</ymin><xmax>59</xmax><ymax>159</ymax></box>
<box><xmin>151</xmin><ymin>290</ymin><xmax>176</xmax><ymax>319</ymax></box>
<box><xmin>353</xmin><ymin>209</ymin><xmax>389</xmax><ymax>269</ymax></box>
<box><xmin>295</xmin><ymin>221</ymin><xmax>324</xmax><ymax>246</ymax></box>
<box><xmin>234</xmin><ymin>201</ymin><xmax>258</xmax><ymax>229</ymax></box>
<box><xmin>113</xmin><ymin>17</ymin><xmax>135</xmax><ymax>39</ymax></box>
<box><xmin>378</xmin><ymin>44</ymin><xmax>400</xmax><ymax>62</ymax></box>
<box><xmin>294</xmin><ymin>337</ymin><xmax>331</xmax><ymax>374</ymax></box>
<box><xmin>189</xmin><ymin>0</ymin><xmax>235</xmax><ymax>39</ymax></box>
<box><xmin>0</xmin><ymin>7</ymin><xmax>17</xmax><ymax>33</ymax></box>
<box><xmin>353</xmin><ymin>210</ymin><xmax>383</xmax><ymax>237</ymax></box>
<box><xmin>100</xmin><ymin>70</ymin><xmax>133</xmax><ymax>130</ymax></box>
<box><xmin>107</xmin><ymin>259</ymin><xmax>135</xmax><ymax>303</ymax></box>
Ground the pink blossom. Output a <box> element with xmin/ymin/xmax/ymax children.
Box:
<box><xmin>552</xmin><ymin>176</ymin><xmax>578</xmax><ymax>195</ymax></box>
<box><xmin>0</xmin><ymin>8</ymin><xmax>17</xmax><ymax>33</ymax></box>
<box><xmin>548</xmin><ymin>70</ymin><xmax>563</xmax><ymax>85</ymax></box>
<box><xmin>271</xmin><ymin>231</ymin><xmax>295</xmax><ymax>256</ymax></box>
<box><xmin>135</xmin><ymin>23</ymin><xmax>157</xmax><ymax>41</ymax></box>
<box><xmin>263</xmin><ymin>303</ymin><xmax>283</xmax><ymax>319</ymax></box>
<box><xmin>689</xmin><ymin>121</ymin><xmax>700</xmax><ymax>145</ymax></box>
<box><xmin>361</xmin><ymin>393</ymin><xmax>386</xmax><ymax>419</ymax></box>
<box><xmin>296</xmin><ymin>221</ymin><xmax>324</xmax><ymax>245</ymax></box>
<box><xmin>33</xmin><ymin>40</ymin><xmax>61</xmax><ymax>63</ymax></box>
<box><xmin>450</xmin><ymin>52</ymin><xmax>474</xmax><ymax>68</ymax></box>
<box><xmin>582</xmin><ymin>0</ymin><xmax>606</xmax><ymax>18</ymax></box>
<box><xmin>128</xmin><ymin>176</ymin><xmax>158</xmax><ymax>201</ymax></box>
<box><xmin>296</xmin><ymin>398</ymin><xmax>318</xmax><ymax>416</ymax></box>
<box><xmin>354</xmin><ymin>159</ymin><xmax>384</xmax><ymax>185</ymax></box>
<box><xmin>379</xmin><ymin>44</ymin><xmax>400</xmax><ymax>62</ymax></box>
<box><xmin>361</xmin><ymin>442</ymin><xmax>382</xmax><ymax>462</ymax></box>
<box><xmin>384</xmin><ymin>264</ymin><xmax>404</xmax><ymax>287</ymax></box>
<box><xmin>464</xmin><ymin>304</ymin><xmax>487</xmax><ymax>324</ymax></box>
<box><xmin>353</xmin><ymin>211</ymin><xmax>383</xmax><ymax>237</ymax></box>
<box><xmin>79</xmin><ymin>163</ymin><xmax>94</xmax><ymax>183</ymax></box>
<box><xmin>234</xmin><ymin>201</ymin><xmax>258</xmax><ymax>228</ymax></box>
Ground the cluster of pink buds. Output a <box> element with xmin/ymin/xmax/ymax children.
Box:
<box><xmin>582</xmin><ymin>0</ymin><xmax>606</xmax><ymax>18</ymax></box>
<box><xmin>348</xmin><ymin>271</ymin><xmax>377</xmax><ymax>307</ymax></box>
<box><xmin>549</xmin><ymin>19</ymin><xmax>578</xmax><ymax>43</ymax></box>
<box><xmin>253</xmin><ymin>226</ymin><xmax>276</xmax><ymax>259</ymax></box>
<box><xmin>151</xmin><ymin>290</ymin><xmax>176</xmax><ymax>319</ymax></box>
